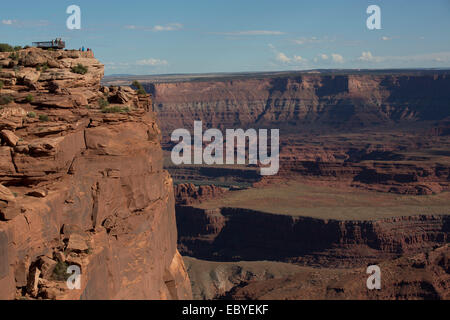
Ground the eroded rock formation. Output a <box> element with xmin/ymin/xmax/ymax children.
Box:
<box><xmin>0</xmin><ymin>48</ymin><xmax>192</xmax><ymax>300</ymax></box>
<box><xmin>176</xmin><ymin>206</ymin><xmax>449</xmax><ymax>268</ymax></box>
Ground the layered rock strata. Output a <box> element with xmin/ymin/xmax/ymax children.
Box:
<box><xmin>0</xmin><ymin>48</ymin><xmax>191</xmax><ymax>300</ymax></box>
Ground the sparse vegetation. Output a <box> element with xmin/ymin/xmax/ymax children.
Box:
<box><xmin>36</xmin><ymin>63</ymin><xmax>49</xmax><ymax>72</ymax></box>
<box><xmin>0</xmin><ymin>43</ymin><xmax>14</xmax><ymax>52</ymax></box>
<box><xmin>0</xmin><ymin>81</ymin><xmax>3</xmax><ymax>90</ymax></box>
<box><xmin>98</xmin><ymin>97</ymin><xmax>109</xmax><ymax>108</ymax></box>
<box><xmin>8</xmin><ymin>52</ymin><xmax>19</xmax><ymax>61</ymax></box>
<box><xmin>25</xmin><ymin>94</ymin><xmax>34</xmax><ymax>103</ymax></box>
<box><xmin>52</xmin><ymin>261</ymin><xmax>71</xmax><ymax>281</ymax></box>
<box><xmin>0</xmin><ymin>95</ymin><xmax>13</xmax><ymax>105</ymax></box>
<box><xmin>71</xmin><ymin>63</ymin><xmax>88</xmax><ymax>75</ymax></box>
<box><xmin>132</xmin><ymin>80</ymin><xmax>147</xmax><ymax>95</ymax></box>
<box><xmin>101</xmin><ymin>106</ymin><xmax>130</xmax><ymax>113</ymax></box>
<box><xmin>39</xmin><ymin>114</ymin><xmax>49</xmax><ymax>122</ymax></box>
<box><xmin>13</xmin><ymin>46</ymin><xmax>22</xmax><ymax>51</ymax></box>
<box><xmin>27</xmin><ymin>111</ymin><xmax>36</xmax><ymax>118</ymax></box>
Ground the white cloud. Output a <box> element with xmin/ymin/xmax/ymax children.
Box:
<box><xmin>293</xmin><ymin>55</ymin><xmax>304</xmax><ymax>62</ymax></box>
<box><xmin>152</xmin><ymin>23</ymin><xmax>183</xmax><ymax>32</ymax></box>
<box><xmin>319</xmin><ymin>54</ymin><xmax>329</xmax><ymax>60</ymax></box>
<box><xmin>276</xmin><ymin>52</ymin><xmax>291</xmax><ymax>63</ymax></box>
<box><xmin>2</xmin><ymin>19</ymin><xmax>16</xmax><ymax>25</ymax></box>
<box><xmin>215</xmin><ymin>30</ymin><xmax>285</xmax><ymax>36</ymax></box>
<box><xmin>125</xmin><ymin>23</ymin><xmax>183</xmax><ymax>32</ymax></box>
<box><xmin>357</xmin><ymin>51</ymin><xmax>450</xmax><ymax>64</ymax></box>
<box><xmin>358</xmin><ymin>51</ymin><xmax>381</xmax><ymax>62</ymax></box>
<box><xmin>331</xmin><ymin>53</ymin><xmax>344</xmax><ymax>63</ymax></box>
<box><xmin>136</xmin><ymin>58</ymin><xmax>168</xmax><ymax>66</ymax></box>
<box><xmin>293</xmin><ymin>36</ymin><xmax>320</xmax><ymax>45</ymax></box>
<box><xmin>381</xmin><ymin>36</ymin><xmax>392</xmax><ymax>41</ymax></box>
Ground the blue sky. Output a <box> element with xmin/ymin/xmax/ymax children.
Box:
<box><xmin>1</xmin><ymin>0</ymin><xmax>450</xmax><ymax>75</ymax></box>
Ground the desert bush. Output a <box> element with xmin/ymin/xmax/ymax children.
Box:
<box><xmin>101</xmin><ymin>106</ymin><xmax>130</xmax><ymax>113</ymax></box>
<box><xmin>13</xmin><ymin>46</ymin><xmax>22</xmax><ymax>51</ymax></box>
<box><xmin>0</xmin><ymin>43</ymin><xmax>14</xmax><ymax>52</ymax></box>
<box><xmin>52</xmin><ymin>261</ymin><xmax>71</xmax><ymax>281</ymax></box>
<box><xmin>98</xmin><ymin>97</ymin><xmax>109</xmax><ymax>108</ymax></box>
<box><xmin>71</xmin><ymin>63</ymin><xmax>88</xmax><ymax>75</ymax></box>
<box><xmin>36</xmin><ymin>63</ymin><xmax>49</xmax><ymax>72</ymax></box>
<box><xmin>25</xmin><ymin>94</ymin><xmax>34</xmax><ymax>103</ymax></box>
<box><xmin>8</xmin><ymin>52</ymin><xmax>19</xmax><ymax>61</ymax></box>
<box><xmin>27</xmin><ymin>111</ymin><xmax>36</xmax><ymax>118</ymax></box>
<box><xmin>39</xmin><ymin>114</ymin><xmax>49</xmax><ymax>122</ymax></box>
<box><xmin>132</xmin><ymin>80</ymin><xmax>147</xmax><ymax>95</ymax></box>
<box><xmin>0</xmin><ymin>95</ymin><xmax>13</xmax><ymax>105</ymax></box>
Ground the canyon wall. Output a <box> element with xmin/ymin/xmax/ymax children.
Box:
<box><xmin>146</xmin><ymin>73</ymin><xmax>450</xmax><ymax>135</ymax></box>
<box><xmin>176</xmin><ymin>206</ymin><xmax>449</xmax><ymax>267</ymax></box>
<box><xmin>0</xmin><ymin>48</ymin><xmax>191</xmax><ymax>300</ymax></box>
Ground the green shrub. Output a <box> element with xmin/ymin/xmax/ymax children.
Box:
<box><xmin>0</xmin><ymin>43</ymin><xmax>14</xmax><ymax>52</ymax></box>
<box><xmin>27</xmin><ymin>111</ymin><xmax>36</xmax><ymax>118</ymax></box>
<box><xmin>13</xmin><ymin>46</ymin><xmax>22</xmax><ymax>51</ymax></box>
<box><xmin>25</xmin><ymin>94</ymin><xmax>34</xmax><ymax>103</ymax></box>
<box><xmin>8</xmin><ymin>52</ymin><xmax>19</xmax><ymax>61</ymax></box>
<box><xmin>101</xmin><ymin>106</ymin><xmax>130</xmax><ymax>113</ymax></box>
<box><xmin>132</xmin><ymin>80</ymin><xmax>147</xmax><ymax>95</ymax></box>
<box><xmin>71</xmin><ymin>63</ymin><xmax>88</xmax><ymax>75</ymax></box>
<box><xmin>39</xmin><ymin>114</ymin><xmax>49</xmax><ymax>122</ymax></box>
<box><xmin>137</xmin><ymin>88</ymin><xmax>147</xmax><ymax>95</ymax></box>
<box><xmin>36</xmin><ymin>63</ymin><xmax>49</xmax><ymax>72</ymax></box>
<box><xmin>51</xmin><ymin>261</ymin><xmax>71</xmax><ymax>281</ymax></box>
<box><xmin>0</xmin><ymin>95</ymin><xmax>13</xmax><ymax>105</ymax></box>
<box><xmin>98</xmin><ymin>98</ymin><xmax>109</xmax><ymax>108</ymax></box>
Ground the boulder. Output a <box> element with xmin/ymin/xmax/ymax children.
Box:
<box><xmin>0</xmin><ymin>130</ymin><xmax>20</xmax><ymax>147</ymax></box>
<box><xmin>26</xmin><ymin>189</ymin><xmax>48</xmax><ymax>198</ymax></box>
<box><xmin>66</xmin><ymin>233</ymin><xmax>89</xmax><ymax>253</ymax></box>
<box><xmin>26</xmin><ymin>267</ymin><xmax>41</xmax><ymax>297</ymax></box>
<box><xmin>0</xmin><ymin>184</ymin><xmax>16</xmax><ymax>203</ymax></box>
<box><xmin>14</xmin><ymin>258</ymin><xmax>31</xmax><ymax>287</ymax></box>
<box><xmin>38</xmin><ymin>256</ymin><xmax>58</xmax><ymax>279</ymax></box>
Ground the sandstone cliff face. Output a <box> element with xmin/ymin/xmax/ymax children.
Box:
<box><xmin>176</xmin><ymin>206</ymin><xmax>449</xmax><ymax>268</ymax></box>
<box><xmin>147</xmin><ymin>73</ymin><xmax>450</xmax><ymax>136</ymax></box>
<box><xmin>0</xmin><ymin>48</ymin><xmax>191</xmax><ymax>300</ymax></box>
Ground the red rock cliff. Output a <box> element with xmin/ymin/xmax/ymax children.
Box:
<box><xmin>0</xmin><ymin>48</ymin><xmax>192</xmax><ymax>300</ymax></box>
<box><xmin>146</xmin><ymin>73</ymin><xmax>450</xmax><ymax>136</ymax></box>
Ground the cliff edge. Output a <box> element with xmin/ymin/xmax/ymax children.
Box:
<box><xmin>0</xmin><ymin>48</ymin><xmax>192</xmax><ymax>300</ymax></box>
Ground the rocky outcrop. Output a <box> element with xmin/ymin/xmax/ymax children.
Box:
<box><xmin>176</xmin><ymin>206</ymin><xmax>449</xmax><ymax>268</ymax></box>
<box><xmin>183</xmin><ymin>256</ymin><xmax>309</xmax><ymax>300</ymax></box>
<box><xmin>223</xmin><ymin>244</ymin><xmax>450</xmax><ymax>300</ymax></box>
<box><xmin>174</xmin><ymin>183</ymin><xmax>227</xmax><ymax>205</ymax></box>
<box><xmin>0</xmin><ymin>48</ymin><xmax>191</xmax><ymax>300</ymax></box>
